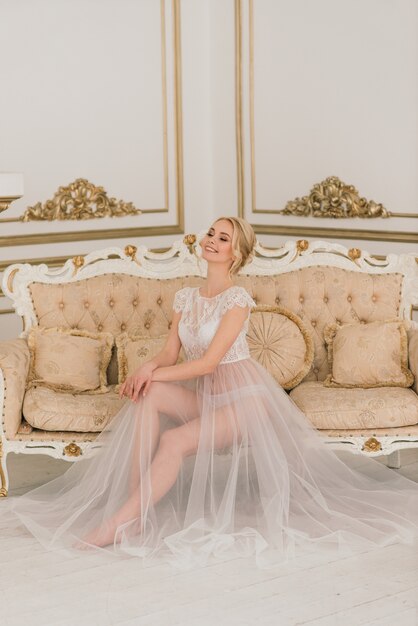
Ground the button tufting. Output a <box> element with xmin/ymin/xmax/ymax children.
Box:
<box><xmin>109</xmin><ymin>300</ymin><xmax>114</xmax><ymax>307</ymax></box>
<box><xmin>59</xmin><ymin>302</ymin><xmax>64</xmax><ymax>309</ymax></box>
<box><xmin>168</xmin><ymin>321</ymin><xmax>172</xmax><ymax>329</ymax></box>
<box><xmin>311</xmin><ymin>321</ymin><xmax>317</xmax><ymax>327</ymax></box>
<box><xmin>372</xmin><ymin>295</ymin><xmax>377</xmax><ymax>302</ymax></box>
<box><xmin>145</xmin><ymin>322</ymin><xmax>151</xmax><ymax>329</ymax></box>
<box><xmin>275</xmin><ymin>297</ymin><xmax>280</xmax><ymax>304</ymax></box>
<box><xmin>299</xmin><ymin>296</ymin><xmax>304</xmax><ymax>303</ymax></box>
<box><xmin>323</xmin><ymin>296</ymin><xmax>329</xmax><ymax>303</ymax></box>
<box><xmin>132</xmin><ymin>299</ymin><xmax>138</xmax><ymax>306</ymax></box>
<box><xmin>157</xmin><ymin>297</ymin><xmax>162</xmax><ymax>305</ymax></box>
<box><xmin>347</xmin><ymin>295</ymin><xmax>352</xmax><ymax>302</ymax></box>
<box><xmin>84</xmin><ymin>302</ymin><xmax>90</xmax><ymax>309</ymax></box>
<box><xmin>121</xmin><ymin>323</ymin><xmax>126</xmax><ymax>331</ymax></box>
<box><xmin>98</xmin><ymin>324</ymin><xmax>103</xmax><ymax>331</ymax></box>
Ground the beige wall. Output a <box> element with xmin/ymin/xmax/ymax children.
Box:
<box><xmin>1</xmin><ymin>0</ymin><xmax>417</xmax><ymax>338</ymax></box>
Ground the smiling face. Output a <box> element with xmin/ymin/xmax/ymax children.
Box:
<box><xmin>200</xmin><ymin>219</ymin><xmax>235</xmax><ymax>268</ymax></box>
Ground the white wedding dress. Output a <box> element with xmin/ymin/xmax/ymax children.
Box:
<box><xmin>1</xmin><ymin>284</ymin><xmax>418</xmax><ymax>570</ymax></box>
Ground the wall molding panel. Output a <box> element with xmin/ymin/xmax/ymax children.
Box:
<box><xmin>0</xmin><ymin>0</ymin><xmax>184</xmax><ymax>248</ymax></box>
<box><xmin>235</xmin><ymin>0</ymin><xmax>418</xmax><ymax>244</ymax></box>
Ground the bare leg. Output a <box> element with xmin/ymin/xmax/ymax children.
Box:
<box><xmin>74</xmin><ymin>382</ymin><xmax>200</xmax><ymax>549</ymax></box>
<box><xmin>127</xmin><ymin>396</ymin><xmax>162</xmax><ymax>494</ymax></box>
<box><xmin>78</xmin><ymin>403</ymin><xmax>242</xmax><ymax>549</ymax></box>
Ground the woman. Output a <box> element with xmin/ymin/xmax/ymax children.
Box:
<box><xmin>2</xmin><ymin>216</ymin><xmax>418</xmax><ymax>571</ymax></box>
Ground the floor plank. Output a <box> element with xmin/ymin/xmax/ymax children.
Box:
<box><xmin>1</xmin><ymin>450</ymin><xmax>418</xmax><ymax>626</ymax></box>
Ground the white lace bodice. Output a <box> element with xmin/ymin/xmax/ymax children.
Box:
<box><xmin>173</xmin><ymin>285</ymin><xmax>256</xmax><ymax>364</ymax></box>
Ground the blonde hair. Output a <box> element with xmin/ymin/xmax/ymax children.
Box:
<box><xmin>211</xmin><ymin>216</ymin><xmax>256</xmax><ymax>277</ymax></box>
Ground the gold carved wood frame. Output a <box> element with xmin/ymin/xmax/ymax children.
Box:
<box><xmin>0</xmin><ymin>0</ymin><xmax>184</xmax><ymax>248</ymax></box>
<box><xmin>235</xmin><ymin>0</ymin><xmax>418</xmax><ymax>243</ymax></box>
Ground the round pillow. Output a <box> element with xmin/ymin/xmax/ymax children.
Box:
<box><xmin>246</xmin><ymin>305</ymin><xmax>314</xmax><ymax>390</ymax></box>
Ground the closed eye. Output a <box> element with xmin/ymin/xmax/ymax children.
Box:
<box><xmin>207</xmin><ymin>231</ymin><xmax>228</xmax><ymax>242</ymax></box>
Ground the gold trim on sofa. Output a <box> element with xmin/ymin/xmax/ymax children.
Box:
<box><xmin>0</xmin><ymin>244</ymin><xmax>176</xmax><ymax>299</ymax></box>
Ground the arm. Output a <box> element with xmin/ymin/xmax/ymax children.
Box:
<box><xmin>119</xmin><ymin>310</ymin><xmax>183</xmax><ymax>400</ymax></box>
<box><xmin>145</xmin><ymin>310</ymin><xmax>183</xmax><ymax>370</ymax></box>
<box><xmin>151</xmin><ymin>304</ymin><xmax>250</xmax><ymax>384</ymax></box>
<box><xmin>136</xmin><ymin>287</ymin><xmax>189</xmax><ymax>372</ymax></box>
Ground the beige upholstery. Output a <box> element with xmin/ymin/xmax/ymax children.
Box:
<box><xmin>9</xmin><ymin>428</ymin><xmax>99</xmax><ymax>443</ymax></box>
<box><xmin>321</xmin><ymin>424</ymin><xmax>418</xmax><ymax>437</ymax></box>
<box><xmin>27</xmin><ymin>327</ymin><xmax>113</xmax><ymax>393</ymax></box>
<box><xmin>408</xmin><ymin>328</ymin><xmax>418</xmax><ymax>394</ymax></box>
<box><xmin>29</xmin><ymin>275</ymin><xmax>204</xmax><ymax>337</ymax></box>
<box><xmin>0</xmin><ymin>339</ymin><xmax>31</xmax><ymax>439</ymax></box>
<box><xmin>236</xmin><ymin>269</ymin><xmax>402</xmax><ymax>381</ymax></box>
<box><xmin>29</xmin><ymin>269</ymin><xmax>403</xmax><ymax>383</ymax></box>
<box><xmin>323</xmin><ymin>320</ymin><xmax>413</xmax><ymax>388</ymax></box>
<box><xmin>23</xmin><ymin>385</ymin><xmax>125</xmax><ymax>432</ymax></box>
<box><xmin>290</xmin><ymin>382</ymin><xmax>418</xmax><ymax>430</ymax></box>
<box><xmin>1</xmin><ymin>268</ymin><xmax>402</xmax><ymax>440</ymax></box>
<box><xmin>8</xmin><ymin>421</ymin><xmax>418</xmax><ymax>443</ymax></box>
<box><xmin>29</xmin><ymin>275</ymin><xmax>204</xmax><ymax>385</ymax></box>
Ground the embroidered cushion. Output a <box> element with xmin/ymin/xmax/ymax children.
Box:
<box><xmin>247</xmin><ymin>305</ymin><xmax>314</xmax><ymax>390</ymax></box>
<box><xmin>27</xmin><ymin>326</ymin><xmax>113</xmax><ymax>394</ymax></box>
<box><xmin>323</xmin><ymin>319</ymin><xmax>414</xmax><ymax>388</ymax></box>
<box><xmin>23</xmin><ymin>385</ymin><xmax>125</xmax><ymax>432</ymax></box>
<box><xmin>290</xmin><ymin>381</ymin><xmax>418</xmax><ymax>429</ymax></box>
<box><xmin>116</xmin><ymin>333</ymin><xmax>185</xmax><ymax>385</ymax></box>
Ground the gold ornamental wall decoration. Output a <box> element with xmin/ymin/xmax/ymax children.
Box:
<box><xmin>22</xmin><ymin>178</ymin><xmax>142</xmax><ymax>221</ymax></box>
<box><xmin>279</xmin><ymin>176</ymin><xmax>389</xmax><ymax>219</ymax></box>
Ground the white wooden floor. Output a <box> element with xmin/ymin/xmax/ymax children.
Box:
<box><xmin>1</xmin><ymin>450</ymin><xmax>418</xmax><ymax>626</ymax></box>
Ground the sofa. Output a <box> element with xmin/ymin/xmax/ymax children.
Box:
<box><xmin>0</xmin><ymin>234</ymin><xmax>417</xmax><ymax>497</ymax></box>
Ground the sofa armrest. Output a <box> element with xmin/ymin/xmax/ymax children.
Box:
<box><xmin>408</xmin><ymin>328</ymin><xmax>418</xmax><ymax>395</ymax></box>
<box><xmin>0</xmin><ymin>338</ymin><xmax>30</xmax><ymax>439</ymax></box>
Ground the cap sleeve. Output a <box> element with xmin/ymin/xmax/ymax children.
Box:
<box><xmin>172</xmin><ymin>287</ymin><xmax>191</xmax><ymax>313</ymax></box>
<box><xmin>220</xmin><ymin>286</ymin><xmax>256</xmax><ymax>315</ymax></box>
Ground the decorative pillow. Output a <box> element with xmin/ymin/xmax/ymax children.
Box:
<box><xmin>323</xmin><ymin>319</ymin><xmax>414</xmax><ymax>388</ymax></box>
<box><xmin>116</xmin><ymin>333</ymin><xmax>185</xmax><ymax>385</ymax></box>
<box><xmin>27</xmin><ymin>327</ymin><xmax>113</xmax><ymax>394</ymax></box>
<box><xmin>246</xmin><ymin>305</ymin><xmax>314</xmax><ymax>390</ymax></box>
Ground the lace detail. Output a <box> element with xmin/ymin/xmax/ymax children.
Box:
<box><xmin>172</xmin><ymin>287</ymin><xmax>192</xmax><ymax>313</ymax></box>
<box><xmin>176</xmin><ymin>285</ymin><xmax>256</xmax><ymax>364</ymax></box>
<box><xmin>220</xmin><ymin>288</ymin><xmax>256</xmax><ymax>316</ymax></box>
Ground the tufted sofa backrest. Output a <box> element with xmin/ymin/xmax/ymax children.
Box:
<box><xmin>28</xmin><ymin>267</ymin><xmax>403</xmax><ymax>383</ymax></box>
<box><xmin>29</xmin><ymin>275</ymin><xmax>205</xmax><ymax>383</ymax></box>
<box><xmin>235</xmin><ymin>267</ymin><xmax>403</xmax><ymax>381</ymax></box>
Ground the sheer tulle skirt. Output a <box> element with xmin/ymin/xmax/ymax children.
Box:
<box><xmin>2</xmin><ymin>357</ymin><xmax>418</xmax><ymax>570</ymax></box>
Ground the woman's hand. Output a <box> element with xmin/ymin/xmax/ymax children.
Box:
<box><xmin>119</xmin><ymin>361</ymin><xmax>157</xmax><ymax>402</ymax></box>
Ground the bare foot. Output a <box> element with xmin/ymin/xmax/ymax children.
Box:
<box><xmin>72</xmin><ymin>518</ymin><xmax>121</xmax><ymax>550</ymax></box>
<box><xmin>73</xmin><ymin>516</ymin><xmax>143</xmax><ymax>550</ymax></box>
